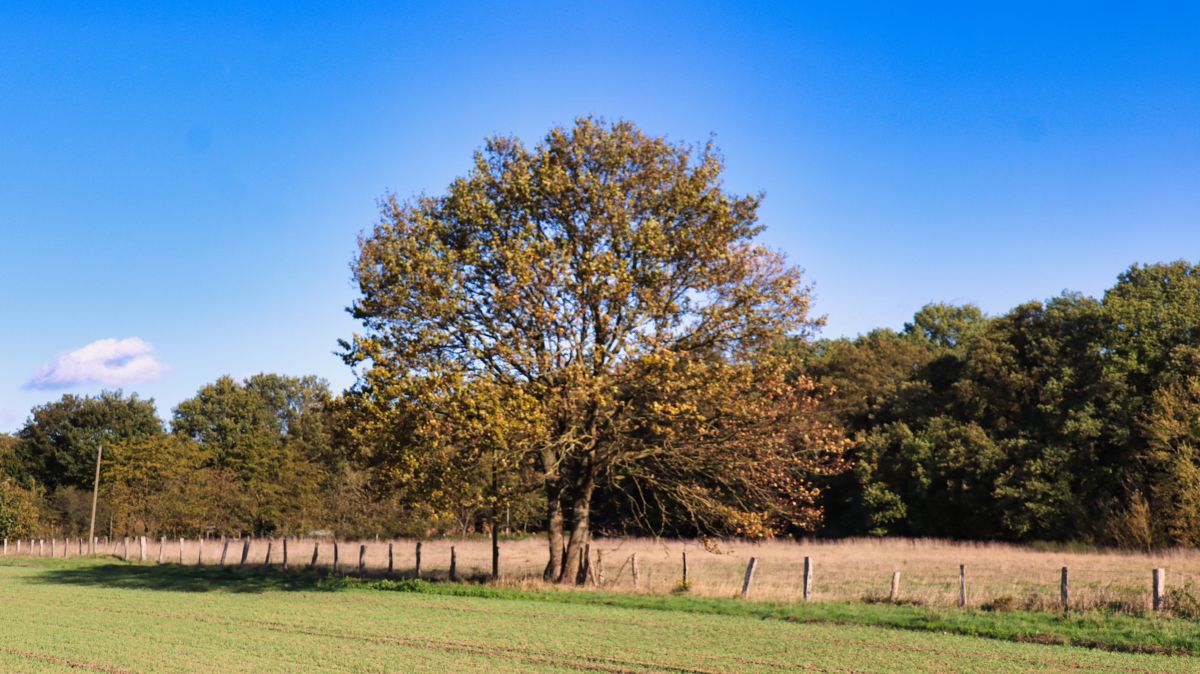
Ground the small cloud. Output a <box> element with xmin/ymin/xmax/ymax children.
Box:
<box><xmin>26</xmin><ymin>337</ymin><xmax>167</xmax><ymax>390</ymax></box>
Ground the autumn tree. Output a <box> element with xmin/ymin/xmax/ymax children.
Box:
<box><xmin>344</xmin><ymin>117</ymin><xmax>846</xmax><ymax>581</ymax></box>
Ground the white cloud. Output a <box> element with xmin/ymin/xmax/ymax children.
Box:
<box><xmin>26</xmin><ymin>337</ymin><xmax>167</xmax><ymax>390</ymax></box>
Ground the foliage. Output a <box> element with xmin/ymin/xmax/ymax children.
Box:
<box><xmin>343</xmin><ymin>116</ymin><xmax>846</xmax><ymax>580</ymax></box>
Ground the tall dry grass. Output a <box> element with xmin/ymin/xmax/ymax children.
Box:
<box><xmin>8</xmin><ymin>535</ymin><xmax>1197</xmax><ymax>612</ymax></box>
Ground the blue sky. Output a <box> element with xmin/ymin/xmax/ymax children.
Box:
<box><xmin>1</xmin><ymin>2</ymin><xmax>1198</xmax><ymax>431</ymax></box>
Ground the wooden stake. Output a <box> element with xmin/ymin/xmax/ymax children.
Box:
<box><xmin>1061</xmin><ymin>566</ymin><xmax>1069</xmax><ymax>611</ymax></box>
<box><xmin>197</xmin><ymin>538</ymin><xmax>203</xmax><ymax>566</ymax></box>
<box><xmin>415</xmin><ymin>541</ymin><xmax>422</xmax><ymax>578</ymax></box>
<box><xmin>265</xmin><ymin>540</ymin><xmax>274</xmax><ymax>568</ymax></box>
<box><xmin>387</xmin><ymin>543</ymin><xmax>393</xmax><ymax>577</ymax></box>
<box><xmin>631</xmin><ymin>553</ymin><xmax>639</xmax><ymax>588</ymax></box>
<box><xmin>449</xmin><ymin>545</ymin><xmax>457</xmax><ymax>581</ymax></box>
<box><xmin>157</xmin><ymin>538</ymin><xmax>164</xmax><ymax>564</ymax></box>
<box><xmin>958</xmin><ymin>564</ymin><xmax>967</xmax><ymax>607</ymax></box>
<box><xmin>310</xmin><ymin>543</ymin><xmax>319</xmax><ymax>569</ymax></box>
<box><xmin>139</xmin><ymin>536</ymin><xmax>146</xmax><ymax>562</ymax></box>
<box><xmin>1153</xmin><ymin>568</ymin><xmax>1166</xmax><ymax>611</ymax></box>
<box><xmin>282</xmin><ymin>538</ymin><xmax>288</xmax><ymax>570</ymax></box>
<box><xmin>741</xmin><ymin>557</ymin><xmax>758</xmax><ymax>599</ymax></box>
<box><xmin>333</xmin><ymin>541</ymin><xmax>340</xmax><ymax>574</ymax></box>
<box><xmin>239</xmin><ymin>538</ymin><xmax>250</xmax><ymax>566</ymax></box>
<box><xmin>803</xmin><ymin>556</ymin><xmax>813</xmax><ymax>601</ymax></box>
<box><xmin>220</xmin><ymin>539</ymin><xmax>230</xmax><ymax>566</ymax></box>
<box><xmin>681</xmin><ymin>551</ymin><xmax>689</xmax><ymax>586</ymax></box>
<box><xmin>596</xmin><ymin>550</ymin><xmax>605</xmax><ymax>586</ymax></box>
<box><xmin>358</xmin><ymin>544</ymin><xmax>366</xmax><ymax>575</ymax></box>
<box><xmin>51</xmin><ymin>539</ymin><xmax>56</xmax><ymax>558</ymax></box>
<box><xmin>890</xmin><ymin>571</ymin><xmax>901</xmax><ymax>602</ymax></box>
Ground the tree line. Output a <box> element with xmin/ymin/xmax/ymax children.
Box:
<box><xmin>0</xmin><ymin>118</ymin><xmax>1195</xmax><ymax>573</ymax></box>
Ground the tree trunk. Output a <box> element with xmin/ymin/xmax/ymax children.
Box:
<box><xmin>561</xmin><ymin>476</ymin><xmax>595</xmax><ymax>585</ymax></box>
<box><xmin>542</xmin><ymin>451</ymin><xmax>566</xmax><ymax>582</ymax></box>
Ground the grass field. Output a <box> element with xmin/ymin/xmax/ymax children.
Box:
<box><xmin>0</xmin><ymin>558</ymin><xmax>1196</xmax><ymax>673</ymax></box>
<box><xmin>55</xmin><ymin>535</ymin><xmax>1200</xmax><ymax>613</ymax></box>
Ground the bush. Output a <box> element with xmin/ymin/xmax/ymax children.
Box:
<box><xmin>0</xmin><ymin>480</ymin><xmax>40</xmax><ymax>538</ymax></box>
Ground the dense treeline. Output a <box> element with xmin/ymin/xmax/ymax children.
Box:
<box><xmin>804</xmin><ymin>261</ymin><xmax>1200</xmax><ymax>548</ymax></box>
<box><xmin>0</xmin><ymin>119</ymin><xmax>1196</xmax><ymax>557</ymax></box>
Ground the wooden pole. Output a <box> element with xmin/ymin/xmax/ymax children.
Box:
<box><xmin>310</xmin><ymin>543</ymin><xmax>319</xmax><ymax>569</ymax></box>
<box><xmin>51</xmin><ymin>538</ymin><xmax>56</xmax><ymax>558</ymax></box>
<box><xmin>1060</xmin><ymin>566</ymin><xmax>1069</xmax><ymax>611</ymax></box>
<box><xmin>197</xmin><ymin>538</ymin><xmax>203</xmax><ymax>566</ymax></box>
<box><xmin>741</xmin><ymin>557</ymin><xmax>758</xmax><ymax>599</ymax></box>
<box><xmin>265</xmin><ymin>540</ymin><xmax>274</xmax><ymax>568</ymax></box>
<box><xmin>890</xmin><ymin>571</ymin><xmax>901</xmax><ymax>602</ymax></box>
<box><xmin>2</xmin><ymin>539</ymin><xmax>6</xmax><ymax>555</ymax></box>
<box><xmin>631</xmin><ymin>553</ymin><xmax>639</xmax><ymax>589</ymax></box>
<box><xmin>239</xmin><ymin>538</ymin><xmax>250</xmax><ymax>566</ymax></box>
<box><xmin>681</xmin><ymin>551</ymin><xmax>689</xmax><ymax>586</ymax></box>
<box><xmin>219</xmin><ymin>539</ymin><xmax>230</xmax><ymax>566</ymax></box>
<box><xmin>138</xmin><ymin>536</ymin><xmax>146</xmax><ymax>562</ymax></box>
<box><xmin>122</xmin><ymin>537</ymin><xmax>129</xmax><ymax>561</ymax></box>
<box><xmin>449</xmin><ymin>545</ymin><xmax>457</xmax><ymax>581</ymax></box>
<box><xmin>1153</xmin><ymin>568</ymin><xmax>1165</xmax><ymax>611</ymax></box>
<box><xmin>387</xmin><ymin>543</ymin><xmax>393</xmax><ymax>577</ymax></box>
<box><xmin>415</xmin><ymin>541</ymin><xmax>422</xmax><ymax>578</ymax></box>
<box><xmin>596</xmin><ymin>550</ymin><xmax>605</xmax><ymax>586</ymax></box>
<box><xmin>282</xmin><ymin>538</ymin><xmax>288</xmax><ymax>570</ymax></box>
<box><xmin>87</xmin><ymin>443</ymin><xmax>103</xmax><ymax>555</ymax></box>
<box><xmin>333</xmin><ymin>541</ymin><xmax>340</xmax><ymax>574</ymax></box>
<box><xmin>358</xmin><ymin>544</ymin><xmax>366</xmax><ymax>575</ymax></box>
<box><xmin>958</xmin><ymin>564</ymin><xmax>967</xmax><ymax>607</ymax></box>
<box><xmin>803</xmin><ymin>556</ymin><xmax>813</xmax><ymax>601</ymax></box>
<box><xmin>157</xmin><ymin>537</ymin><xmax>164</xmax><ymax>564</ymax></box>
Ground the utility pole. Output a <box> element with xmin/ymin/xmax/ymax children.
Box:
<box><xmin>88</xmin><ymin>442</ymin><xmax>103</xmax><ymax>555</ymax></box>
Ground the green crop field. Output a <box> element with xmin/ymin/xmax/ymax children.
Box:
<box><xmin>0</xmin><ymin>559</ymin><xmax>1194</xmax><ymax>673</ymax></box>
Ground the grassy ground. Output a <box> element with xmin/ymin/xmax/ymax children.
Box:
<box><xmin>0</xmin><ymin>559</ymin><xmax>1196</xmax><ymax>673</ymax></box>
<box><xmin>57</xmin><ymin>535</ymin><xmax>1200</xmax><ymax>611</ymax></box>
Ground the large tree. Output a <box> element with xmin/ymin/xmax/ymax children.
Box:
<box><xmin>343</xmin><ymin>117</ymin><xmax>845</xmax><ymax>580</ymax></box>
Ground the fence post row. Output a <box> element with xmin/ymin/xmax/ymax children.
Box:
<box><xmin>741</xmin><ymin>557</ymin><xmax>758</xmax><ymax>599</ymax></box>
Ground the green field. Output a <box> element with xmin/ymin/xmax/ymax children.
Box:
<box><xmin>0</xmin><ymin>559</ymin><xmax>1195</xmax><ymax>673</ymax></box>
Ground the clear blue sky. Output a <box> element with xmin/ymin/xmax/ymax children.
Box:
<box><xmin>2</xmin><ymin>2</ymin><xmax>1198</xmax><ymax>431</ymax></box>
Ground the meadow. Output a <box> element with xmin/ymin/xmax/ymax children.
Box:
<box><xmin>0</xmin><ymin>557</ymin><xmax>1197</xmax><ymax>673</ymax></box>
<box><xmin>55</xmin><ymin>535</ymin><xmax>1200</xmax><ymax>615</ymax></box>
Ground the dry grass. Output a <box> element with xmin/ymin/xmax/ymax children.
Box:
<box><xmin>8</xmin><ymin>535</ymin><xmax>1198</xmax><ymax>612</ymax></box>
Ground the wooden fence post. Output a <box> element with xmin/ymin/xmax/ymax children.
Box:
<box><xmin>197</xmin><ymin>538</ymin><xmax>203</xmax><ymax>566</ymax></box>
<box><xmin>596</xmin><ymin>550</ymin><xmax>605</xmax><ymax>586</ymax></box>
<box><xmin>3</xmin><ymin>539</ymin><xmax>6</xmax><ymax>555</ymax></box>
<box><xmin>1060</xmin><ymin>567</ymin><xmax>1069</xmax><ymax>611</ymax></box>
<box><xmin>803</xmin><ymin>556</ymin><xmax>813</xmax><ymax>601</ymax></box>
<box><xmin>51</xmin><ymin>539</ymin><xmax>56</xmax><ymax>558</ymax></box>
<box><xmin>123</xmin><ymin>537</ymin><xmax>130</xmax><ymax>560</ymax></box>
<box><xmin>387</xmin><ymin>543</ymin><xmax>394</xmax><ymax>577</ymax></box>
<box><xmin>78</xmin><ymin>538</ymin><xmax>83</xmax><ymax>556</ymax></box>
<box><xmin>15</xmin><ymin>539</ymin><xmax>20</xmax><ymax>555</ymax></box>
<box><xmin>681</xmin><ymin>551</ymin><xmax>689</xmax><ymax>586</ymax></box>
<box><xmin>631</xmin><ymin>553</ymin><xmax>639</xmax><ymax>588</ymax></box>
<box><xmin>958</xmin><ymin>564</ymin><xmax>967</xmax><ymax>608</ymax></box>
<box><xmin>157</xmin><ymin>537</ymin><xmax>165</xmax><ymax>564</ymax></box>
<box><xmin>310</xmin><ymin>543</ymin><xmax>319</xmax><ymax>569</ymax></box>
<box><xmin>239</xmin><ymin>538</ymin><xmax>250</xmax><ymax>566</ymax></box>
<box><xmin>138</xmin><ymin>536</ymin><xmax>146</xmax><ymax>562</ymax></box>
<box><xmin>333</xmin><ymin>541</ymin><xmax>340</xmax><ymax>574</ymax></box>
<box><xmin>282</xmin><ymin>538</ymin><xmax>289</xmax><ymax>570</ymax></box>
<box><xmin>265</xmin><ymin>540</ymin><xmax>274</xmax><ymax>568</ymax></box>
<box><xmin>220</xmin><ymin>539</ymin><xmax>230</xmax><ymax>566</ymax></box>
<box><xmin>415</xmin><ymin>542</ymin><xmax>422</xmax><ymax>578</ymax></box>
<box><xmin>1153</xmin><ymin>568</ymin><xmax>1166</xmax><ymax>611</ymax></box>
<box><xmin>741</xmin><ymin>557</ymin><xmax>758</xmax><ymax>599</ymax></box>
<box><xmin>890</xmin><ymin>571</ymin><xmax>901</xmax><ymax>602</ymax></box>
<box><xmin>449</xmin><ymin>546</ymin><xmax>457</xmax><ymax>581</ymax></box>
<box><xmin>358</xmin><ymin>544</ymin><xmax>366</xmax><ymax>575</ymax></box>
